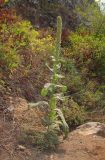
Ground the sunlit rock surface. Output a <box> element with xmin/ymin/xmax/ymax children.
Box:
<box><xmin>74</xmin><ymin>122</ymin><xmax>105</xmax><ymax>137</ymax></box>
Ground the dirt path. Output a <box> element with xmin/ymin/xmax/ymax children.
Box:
<box><xmin>51</xmin><ymin>133</ymin><xmax>105</xmax><ymax>160</ymax></box>
<box><xmin>1</xmin><ymin>126</ymin><xmax>105</xmax><ymax>160</ymax></box>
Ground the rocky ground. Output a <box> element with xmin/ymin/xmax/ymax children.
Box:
<box><xmin>0</xmin><ymin>97</ymin><xmax>105</xmax><ymax>160</ymax></box>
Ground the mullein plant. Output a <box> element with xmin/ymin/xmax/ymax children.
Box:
<box><xmin>29</xmin><ymin>16</ymin><xmax>69</xmax><ymax>139</ymax></box>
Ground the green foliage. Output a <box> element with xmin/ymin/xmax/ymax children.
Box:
<box><xmin>70</xmin><ymin>32</ymin><xmax>105</xmax><ymax>59</ymax></box>
<box><xmin>62</xmin><ymin>13</ymin><xmax>105</xmax><ymax>118</ymax></box>
<box><xmin>67</xmin><ymin>31</ymin><xmax>105</xmax><ymax>76</ymax></box>
<box><xmin>75</xmin><ymin>0</ymin><xmax>105</xmax><ymax>35</ymax></box>
<box><xmin>19</xmin><ymin>131</ymin><xmax>44</xmax><ymax>147</ymax></box>
<box><xmin>62</xmin><ymin>59</ymin><xmax>76</xmax><ymax>73</ymax></box>
<box><xmin>41</xmin><ymin>88</ymin><xmax>48</xmax><ymax>97</ymax></box>
<box><xmin>0</xmin><ymin>15</ymin><xmax>53</xmax><ymax>74</ymax></box>
<box><xmin>63</xmin><ymin>99</ymin><xmax>85</xmax><ymax>127</ymax></box>
<box><xmin>12</xmin><ymin>21</ymin><xmax>53</xmax><ymax>53</ymax></box>
<box><xmin>73</xmin><ymin>0</ymin><xmax>105</xmax><ymax>77</ymax></box>
<box><xmin>82</xmin><ymin>90</ymin><xmax>103</xmax><ymax>108</ymax></box>
<box><xmin>30</xmin><ymin>17</ymin><xmax>69</xmax><ymax>149</ymax></box>
<box><xmin>41</xmin><ymin>130</ymin><xmax>59</xmax><ymax>150</ymax></box>
<box><xmin>19</xmin><ymin>129</ymin><xmax>59</xmax><ymax>150</ymax></box>
<box><xmin>0</xmin><ymin>43</ymin><xmax>20</xmax><ymax>70</ymax></box>
<box><xmin>40</xmin><ymin>17</ymin><xmax>69</xmax><ymax>138</ymax></box>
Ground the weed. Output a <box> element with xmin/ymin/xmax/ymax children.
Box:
<box><xmin>29</xmin><ymin>16</ymin><xmax>69</xmax><ymax>149</ymax></box>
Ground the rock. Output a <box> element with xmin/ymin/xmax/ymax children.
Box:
<box><xmin>74</xmin><ymin>122</ymin><xmax>105</xmax><ymax>137</ymax></box>
<box><xmin>17</xmin><ymin>145</ymin><xmax>26</xmax><ymax>151</ymax></box>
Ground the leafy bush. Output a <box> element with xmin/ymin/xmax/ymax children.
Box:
<box><xmin>82</xmin><ymin>90</ymin><xmax>103</xmax><ymax>108</ymax></box>
<box><xmin>66</xmin><ymin>31</ymin><xmax>105</xmax><ymax>76</ymax></box>
<box><xmin>69</xmin><ymin>1</ymin><xmax>105</xmax><ymax>77</ymax></box>
<box><xmin>63</xmin><ymin>99</ymin><xmax>85</xmax><ymax>127</ymax></box>
<box><xmin>75</xmin><ymin>0</ymin><xmax>105</xmax><ymax>35</ymax></box>
<box><xmin>0</xmin><ymin>10</ymin><xmax>53</xmax><ymax>75</ymax></box>
<box><xmin>70</xmin><ymin>32</ymin><xmax>105</xmax><ymax>59</ymax></box>
<box><xmin>19</xmin><ymin>129</ymin><xmax>59</xmax><ymax>150</ymax></box>
<box><xmin>41</xmin><ymin>130</ymin><xmax>59</xmax><ymax>150</ymax></box>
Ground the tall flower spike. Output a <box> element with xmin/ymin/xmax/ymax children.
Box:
<box><xmin>55</xmin><ymin>16</ymin><xmax>62</xmax><ymax>58</ymax></box>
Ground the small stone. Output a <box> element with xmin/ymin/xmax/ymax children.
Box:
<box><xmin>50</xmin><ymin>155</ymin><xmax>54</xmax><ymax>160</ymax></box>
<box><xmin>18</xmin><ymin>145</ymin><xmax>26</xmax><ymax>151</ymax></box>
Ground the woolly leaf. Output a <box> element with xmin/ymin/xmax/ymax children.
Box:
<box><xmin>41</xmin><ymin>88</ymin><xmax>48</xmax><ymax>97</ymax></box>
<box><xmin>28</xmin><ymin>101</ymin><xmax>49</xmax><ymax>108</ymax></box>
<box><xmin>62</xmin><ymin>85</ymin><xmax>67</xmax><ymax>92</ymax></box>
<box><xmin>54</xmin><ymin>93</ymin><xmax>65</xmax><ymax>101</ymax></box>
<box><xmin>55</xmin><ymin>74</ymin><xmax>64</xmax><ymax>79</ymax></box>
<box><xmin>46</xmin><ymin>63</ymin><xmax>53</xmax><ymax>72</ymax></box>
<box><xmin>55</xmin><ymin>108</ymin><xmax>69</xmax><ymax>138</ymax></box>
<box><xmin>49</xmin><ymin>97</ymin><xmax>57</xmax><ymax>110</ymax></box>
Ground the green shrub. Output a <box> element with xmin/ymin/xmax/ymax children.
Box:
<box><xmin>0</xmin><ymin>43</ymin><xmax>20</xmax><ymax>70</ymax></box>
<box><xmin>62</xmin><ymin>58</ymin><xmax>84</xmax><ymax>94</ymax></box>
<box><xmin>19</xmin><ymin>130</ymin><xmax>59</xmax><ymax>150</ymax></box>
<box><xmin>0</xmin><ymin>17</ymin><xmax>53</xmax><ymax>74</ymax></box>
<box><xmin>75</xmin><ymin>0</ymin><xmax>105</xmax><ymax>35</ymax></box>
<box><xmin>82</xmin><ymin>90</ymin><xmax>103</xmax><ymax>108</ymax></box>
<box><xmin>67</xmin><ymin>32</ymin><xmax>105</xmax><ymax>76</ymax></box>
<box><xmin>63</xmin><ymin>99</ymin><xmax>85</xmax><ymax>127</ymax></box>
<box><xmin>41</xmin><ymin>130</ymin><xmax>59</xmax><ymax>150</ymax></box>
<box><xmin>70</xmin><ymin>32</ymin><xmax>105</xmax><ymax>60</ymax></box>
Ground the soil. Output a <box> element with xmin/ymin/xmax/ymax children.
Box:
<box><xmin>0</xmin><ymin>97</ymin><xmax>105</xmax><ymax>160</ymax></box>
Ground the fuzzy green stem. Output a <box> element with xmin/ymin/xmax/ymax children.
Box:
<box><xmin>53</xmin><ymin>16</ymin><xmax>62</xmax><ymax>84</ymax></box>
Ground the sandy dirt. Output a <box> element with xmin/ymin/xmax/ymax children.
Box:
<box><xmin>0</xmin><ymin>97</ymin><xmax>105</xmax><ymax>160</ymax></box>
